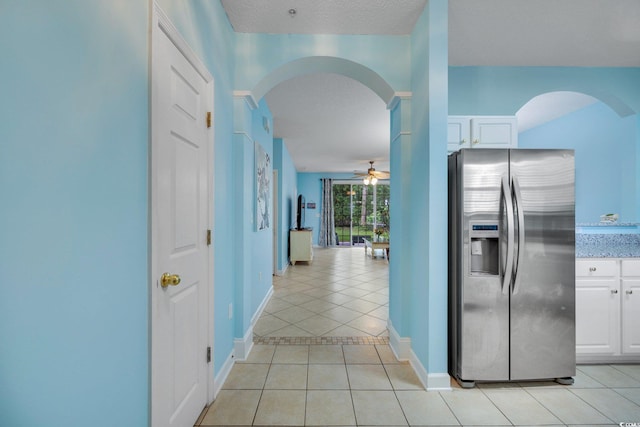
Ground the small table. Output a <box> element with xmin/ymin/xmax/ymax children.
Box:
<box><xmin>362</xmin><ymin>238</ymin><xmax>389</xmax><ymax>260</ymax></box>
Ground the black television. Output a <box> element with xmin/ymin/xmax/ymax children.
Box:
<box><xmin>296</xmin><ymin>194</ymin><xmax>306</xmax><ymax>230</ymax></box>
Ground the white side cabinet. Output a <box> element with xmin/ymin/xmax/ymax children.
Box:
<box><xmin>621</xmin><ymin>260</ymin><xmax>640</xmax><ymax>354</ymax></box>
<box><xmin>576</xmin><ymin>258</ymin><xmax>640</xmax><ymax>362</ymax></box>
<box><xmin>448</xmin><ymin>116</ymin><xmax>518</xmax><ymax>153</ymax></box>
<box><xmin>290</xmin><ymin>229</ymin><xmax>313</xmax><ymax>265</ymax></box>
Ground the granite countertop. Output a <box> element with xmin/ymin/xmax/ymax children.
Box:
<box><xmin>576</xmin><ymin>233</ymin><xmax>640</xmax><ymax>258</ymax></box>
<box><xmin>576</xmin><ymin>222</ymin><xmax>638</xmax><ymax>227</ymax></box>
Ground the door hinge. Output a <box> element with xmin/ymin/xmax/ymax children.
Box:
<box><xmin>206</xmin><ymin>112</ymin><xmax>212</xmax><ymax>128</ymax></box>
<box><xmin>206</xmin><ymin>346</ymin><xmax>211</xmax><ymax>363</ymax></box>
<box><xmin>206</xmin><ymin>229</ymin><xmax>212</xmax><ymax>246</ymax></box>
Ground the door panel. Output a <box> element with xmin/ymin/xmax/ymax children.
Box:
<box><xmin>576</xmin><ymin>279</ymin><xmax>619</xmax><ymax>354</ymax></box>
<box><xmin>458</xmin><ymin>149</ymin><xmax>510</xmax><ymax>381</ymax></box>
<box><xmin>622</xmin><ymin>279</ymin><xmax>640</xmax><ymax>354</ymax></box>
<box><xmin>152</xmin><ymin>10</ymin><xmax>211</xmax><ymax>427</ymax></box>
<box><xmin>509</xmin><ymin>150</ymin><xmax>575</xmax><ymax>380</ymax></box>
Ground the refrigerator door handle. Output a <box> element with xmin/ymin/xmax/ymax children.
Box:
<box><xmin>511</xmin><ymin>175</ymin><xmax>526</xmax><ymax>295</ymax></box>
<box><xmin>501</xmin><ymin>176</ymin><xmax>515</xmax><ymax>295</ymax></box>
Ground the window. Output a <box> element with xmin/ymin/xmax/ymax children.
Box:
<box><xmin>333</xmin><ymin>182</ymin><xmax>389</xmax><ymax>246</ymax></box>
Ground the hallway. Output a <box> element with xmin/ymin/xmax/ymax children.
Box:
<box><xmin>197</xmin><ymin>248</ymin><xmax>640</xmax><ymax>426</ymax></box>
<box><xmin>256</xmin><ymin>246</ymin><xmax>390</xmax><ymax>341</ymax></box>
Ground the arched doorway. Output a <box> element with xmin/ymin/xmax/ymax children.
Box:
<box><xmin>241</xmin><ymin>58</ymin><xmax>403</xmax><ymax>341</ymax></box>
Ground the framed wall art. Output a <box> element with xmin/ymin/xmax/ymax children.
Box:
<box><xmin>255</xmin><ymin>141</ymin><xmax>271</xmax><ymax>231</ymax></box>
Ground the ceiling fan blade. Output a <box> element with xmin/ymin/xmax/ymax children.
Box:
<box><xmin>371</xmin><ymin>171</ymin><xmax>390</xmax><ymax>178</ymax></box>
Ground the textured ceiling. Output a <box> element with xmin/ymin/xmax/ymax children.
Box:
<box><xmin>449</xmin><ymin>0</ymin><xmax>640</xmax><ymax>67</ymax></box>
<box><xmin>222</xmin><ymin>0</ymin><xmax>640</xmax><ymax>174</ymax></box>
<box><xmin>221</xmin><ymin>0</ymin><xmax>427</xmax><ymax>35</ymax></box>
<box><xmin>265</xmin><ymin>73</ymin><xmax>390</xmax><ymax>174</ymax></box>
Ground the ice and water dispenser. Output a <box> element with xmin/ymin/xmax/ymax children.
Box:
<box><xmin>469</xmin><ymin>222</ymin><xmax>499</xmax><ymax>276</ymax></box>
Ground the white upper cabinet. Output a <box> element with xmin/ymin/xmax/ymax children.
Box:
<box><xmin>448</xmin><ymin>116</ymin><xmax>518</xmax><ymax>153</ymax></box>
<box><xmin>448</xmin><ymin>116</ymin><xmax>471</xmax><ymax>151</ymax></box>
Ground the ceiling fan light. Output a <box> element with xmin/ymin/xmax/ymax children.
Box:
<box><xmin>363</xmin><ymin>177</ymin><xmax>370</xmax><ymax>185</ymax></box>
<box><xmin>370</xmin><ymin>177</ymin><xmax>378</xmax><ymax>185</ymax></box>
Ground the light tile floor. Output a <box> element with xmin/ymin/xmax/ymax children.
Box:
<box><xmin>197</xmin><ymin>247</ymin><xmax>640</xmax><ymax>426</ymax></box>
<box><xmin>254</xmin><ymin>247</ymin><xmax>391</xmax><ymax>340</ymax></box>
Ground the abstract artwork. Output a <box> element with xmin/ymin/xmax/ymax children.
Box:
<box><xmin>255</xmin><ymin>141</ymin><xmax>271</xmax><ymax>231</ymax></box>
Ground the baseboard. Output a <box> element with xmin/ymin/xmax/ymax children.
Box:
<box><xmin>213</xmin><ymin>349</ymin><xmax>235</xmax><ymax>398</ymax></box>
<box><xmin>388</xmin><ymin>320</ymin><xmax>451</xmax><ymax>391</ymax></box>
<box><xmin>426</xmin><ymin>373</ymin><xmax>452</xmax><ymax>391</ymax></box>
<box><xmin>234</xmin><ymin>327</ymin><xmax>254</xmax><ymax>361</ymax></box>
<box><xmin>387</xmin><ymin>320</ymin><xmax>411</xmax><ymax>361</ymax></box>
<box><xmin>408</xmin><ymin>348</ymin><xmax>452</xmax><ymax>391</ymax></box>
<box><xmin>274</xmin><ymin>263</ymin><xmax>288</xmax><ymax>276</ymax></box>
<box><xmin>251</xmin><ymin>286</ymin><xmax>274</xmax><ymax>326</ymax></box>
<box><xmin>577</xmin><ymin>354</ymin><xmax>640</xmax><ymax>364</ymax></box>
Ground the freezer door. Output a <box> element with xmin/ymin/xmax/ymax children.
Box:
<box><xmin>509</xmin><ymin>149</ymin><xmax>576</xmax><ymax>381</ymax></box>
<box><xmin>457</xmin><ymin>149</ymin><xmax>510</xmax><ymax>382</ymax></box>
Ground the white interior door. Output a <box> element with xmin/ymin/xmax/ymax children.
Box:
<box><xmin>152</xmin><ymin>6</ymin><xmax>213</xmax><ymax>427</ymax></box>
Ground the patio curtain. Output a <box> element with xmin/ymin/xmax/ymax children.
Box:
<box><xmin>318</xmin><ymin>178</ymin><xmax>336</xmax><ymax>247</ymax></box>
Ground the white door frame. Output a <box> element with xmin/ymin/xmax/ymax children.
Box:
<box><xmin>272</xmin><ymin>170</ymin><xmax>278</xmax><ymax>275</ymax></box>
<box><xmin>150</xmin><ymin>3</ymin><xmax>215</xmax><ymax>424</ymax></box>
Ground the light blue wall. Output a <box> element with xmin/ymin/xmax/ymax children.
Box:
<box><xmin>389</xmin><ymin>99</ymin><xmax>412</xmax><ymax>336</ymax></box>
<box><xmin>408</xmin><ymin>0</ymin><xmax>449</xmax><ymax>375</ymax></box>
<box><xmin>0</xmin><ymin>1</ymin><xmax>149</xmax><ymax>426</ymax></box>
<box><xmin>520</xmin><ymin>102</ymin><xmax>637</xmax><ymax>223</ymax></box>
<box><xmin>230</xmin><ymin>10</ymin><xmax>453</xmax><ymax>379</ymax></box>
<box><xmin>273</xmin><ymin>139</ymin><xmax>298</xmax><ymax>271</ymax></box>
<box><xmin>449</xmin><ymin>66</ymin><xmax>640</xmax><ymax>223</ymax></box>
<box><xmin>235</xmin><ymin>34</ymin><xmax>411</xmax><ymax>97</ymax></box>
<box><xmin>449</xmin><ymin>67</ymin><xmax>640</xmax><ymax>116</ymax></box>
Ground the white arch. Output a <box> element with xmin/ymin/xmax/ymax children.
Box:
<box><xmin>249</xmin><ymin>56</ymin><xmax>398</xmax><ymax>107</ymax></box>
<box><xmin>516</xmin><ymin>89</ymin><xmax>635</xmax><ymax>120</ymax></box>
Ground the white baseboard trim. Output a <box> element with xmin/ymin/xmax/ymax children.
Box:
<box><xmin>274</xmin><ymin>263</ymin><xmax>288</xmax><ymax>276</ymax></box>
<box><xmin>387</xmin><ymin>320</ymin><xmax>411</xmax><ymax>361</ymax></box>
<box><xmin>427</xmin><ymin>373</ymin><xmax>452</xmax><ymax>391</ymax></box>
<box><xmin>251</xmin><ymin>286</ymin><xmax>274</xmax><ymax>326</ymax></box>
<box><xmin>408</xmin><ymin>349</ymin><xmax>452</xmax><ymax>391</ymax></box>
<box><xmin>213</xmin><ymin>349</ymin><xmax>235</xmax><ymax>398</ymax></box>
<box><xmin>388</xmin><ymin>320</ymin><xmax>451</xmax><ymax>391</ymax></box>
<box><xmin>235</xmin><ymin>286</ymin><xmax>274</xmax><ymax>362</ymax></box>
<box><xmin>234</xmin><ymin>327</ymin><xmax>254</xmax><ymax>361</ymax></box>
<box><xmin>577</xmin><ymin>355</ymin><xmax>640</xmax><ymax>364</ymax></box>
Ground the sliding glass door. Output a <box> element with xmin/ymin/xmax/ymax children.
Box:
<box><xmin>333</xmin><ymin>182</ymin><xmax>390</xmax><ymax>246</ymax></box>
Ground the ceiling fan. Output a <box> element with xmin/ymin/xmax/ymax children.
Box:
<box><xmin>354</xmin><ymin>161</ymin><xmax>390</xmax><ymax>185</ymax></box>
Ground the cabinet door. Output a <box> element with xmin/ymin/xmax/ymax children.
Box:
<box><xmin>290</xmin><ymin>230</ymin><xmax>312</xmax><ymax>264</ymax></box>
<box><xmin>575</xmin><ymin>278</ymin><xmax>620</xmax><ymax>355</ymax></box>
<box><xmin>470</xmin><ymin>117</ymin><xmax>518</xmax><ymax>149</ymax></box>
<box><xmin>622</xmin><ymin>279</ymin><xmax>640</xmax><ymax>354</ymax></box>
<box><xmin>447</xmin><ymin>116</ymin><xmax>470</xmax><ymax>152</ymax></box>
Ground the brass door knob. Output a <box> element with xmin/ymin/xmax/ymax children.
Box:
<box><xmin>161</xmin><ymin>272</ymin><xmax>181</xmax><ymax>288</ymax></box>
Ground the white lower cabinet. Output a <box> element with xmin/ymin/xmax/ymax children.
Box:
<box><xmin>290</xmin><ymin>229</ymin><xmax>313</xmax><ymax>265</ymax></box>
<box><xmin>622</xmin><ymin>259</ymin><xmax>640</xmax><ymax>354</ymax></box>
<box><xmin>576</xmin><ymin>258</ymin><xmax>640</xmax><ymax>362</ymax></box>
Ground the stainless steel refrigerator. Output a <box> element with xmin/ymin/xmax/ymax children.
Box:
<box><xmin>448</xmin><ymin>148</ymin><xmax>575</xmax><ymax>387</ymax></box>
